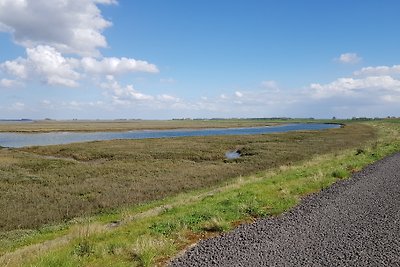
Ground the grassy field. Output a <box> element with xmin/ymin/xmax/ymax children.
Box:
<box><xmin>0</xmin><ymin>123</ymin><xmax>374</xmax><ymax>231</ymax></box>
<box><xmin>0</xmin><ymin>119</ymin><xmax>283</xmax><ymax>133</ymax></box>
<box><xmin>0</xmin><ymin>120</ymin><xmax>398</xmax><ymax>266</ymax></box>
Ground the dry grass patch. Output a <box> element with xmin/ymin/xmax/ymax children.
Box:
<box><xmin>0</xmin><ymin>119</ymin><xmax>278</xmax><ymax>133</ymax></box>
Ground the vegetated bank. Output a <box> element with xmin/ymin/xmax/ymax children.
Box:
<box><xmin>0</xmin><ymin>119</ymin><xmax>281</xmax><ymax>133</ymax></box>
<box><xmin>0</xmin><ymin>121</ymin><xmax>398</xmax><ymax>266</ymax></box>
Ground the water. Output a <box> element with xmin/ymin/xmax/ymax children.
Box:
<box><xmin>0</xmin><ymin>123</ymin><xmax>340</xmax><ymax>148</ymax></box>
<box><xmin>225</xmin><ymin>151</ymin><xmax>241</xmax><ymax>160</ymax></box>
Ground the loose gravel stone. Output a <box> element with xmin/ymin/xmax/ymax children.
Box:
<box><xmin>169</xmin><ymin>153</ymin><xmax>400</xmax><ymax>267</ymax></box>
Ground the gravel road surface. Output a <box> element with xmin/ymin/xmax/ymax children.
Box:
<box><xmin>170</xmin><ymin>152</ymin><xmax>400</xmax><ymax>266</ymax></box>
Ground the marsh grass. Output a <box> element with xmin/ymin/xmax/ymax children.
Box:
<box><xmin>0</xmin><ymin>119</ymin><xmax>279</xmax><ymax>133</ymax></box>
<box><xmin>0</xmin><ymin>123</ymin><xmax>375</xmax><ymax>232</ymax></box>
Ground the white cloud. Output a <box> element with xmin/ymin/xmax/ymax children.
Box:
<box><xmin>208</xmin><ymin>87</ymin><xmax>298</xmax><ymax>112</ymax></box>
<box><xmin>101</xmin><ymin>75</ymin><xmax>154</xmax><ymax>104</ymax></box>
<box><xmin>2</xmin><ymin>46</ymin><xmax>159</xmax><ymax>88</ymax></box>
<box><xmin>157</xmin><ymin>94</ymin><xmax>180</xmax><ymax>102</ymax></box>
<box><xmin>2</xmin><ymin>45</ymin><xmax>80</xmax><ymax>87</ymax></box>
<box><xmin>1</xmin><ymin>58</ymin><xmax>28</xmax><ymax>78</ymax></box>
<box><xmin>27</xmin><ymin>45</ymin><xmax>81</xmax><ymax>87</ymax></box>
<box><xmin>97</xmin><ymin>75</ymin><xmax>185</xmax><ymax>111</ymax></box>
<box><xmin>223</xmin><ymin>88</ymin><xmax>297</xmax><ymax>115</ymax></box>
<box><xmin>81</xmin><ymin>57</ymin><xmax>159</xmax><ymax>75</ymax></box>
<box><xmin>0</xmin><ymin>78</ymin><xmax>21</xmax><ymax>88</ymax></box>
<box><xmin>235</xmin><ymin>91</ymin><xmax>243</xmax><ymax>98</ymax></box>
<box><xmin>336</xmin><ymin>53</ymin><xmax>362</xmax><ymax>64</ymax></box>
<box><xmin>354</xmin><ymin>65</ymin><xmax>400</xmax><ymax>76</ymax></box>
<box><xmin>93</xmin><ymin>0</ymin><xmax>117</xmax><ymax>4</ymax></box>
<box><xmin>310</xmin><ymin>75</ymin><xmax>400</xmax><ymax>99</ymax></box>
<box><xmin>0</xmin><ymin>0</ymin><xmax>159</xmax><ymax>90</ymax></box>
<box><xmin>296</xmin><ymin>64</ymin><xmax>400</xmax><ymax>117</ymax></box>
<box><xmin>0</xmin><ymin>0</ymin><xmax>116</xmax><ymax>57</ymax></box>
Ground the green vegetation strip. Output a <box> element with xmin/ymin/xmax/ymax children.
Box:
<box><xmin>0</xmin><ymin>121</ymin><xmax>398</xmax><ymax>266</ymax></box>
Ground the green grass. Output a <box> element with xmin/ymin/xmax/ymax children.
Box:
<box><xmin>0</xmin><ymin>120</ymin><xmax>399</xmax><ymax>266</ymax></box>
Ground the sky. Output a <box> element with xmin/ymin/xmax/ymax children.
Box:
<box><xmin>0</xmin><ymin>0</ymin><xmax>400</xmax><ymax>120</ymax></box>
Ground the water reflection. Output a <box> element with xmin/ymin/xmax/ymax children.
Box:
<box><xmin>225</xmin><ymin>150</ymin><xmax>241</xmax><ymax>160</ymax></box>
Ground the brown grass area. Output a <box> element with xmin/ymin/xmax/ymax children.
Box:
<box><xmin>0</xmin><ymin>119</ymin><xmax>278</xmax><ymax>133</ymax></box>
<box><xmin>0</xmin><ymin>124</ymin><xmax>376</xmax><ymax>231</ymax></box>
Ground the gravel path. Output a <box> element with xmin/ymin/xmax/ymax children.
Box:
<box><xmin>170</xmin><ymin>153</ymin><xmax>400</xmax><ymax>266</ymax></box>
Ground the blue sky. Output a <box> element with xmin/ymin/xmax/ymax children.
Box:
<box><xmin>1</xmin><ymin>0</ymin><xmax>400</xmax><ymax>119</ymax></box>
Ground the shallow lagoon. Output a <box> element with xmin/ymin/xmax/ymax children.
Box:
<box><xmin>0</xmin><ymin>123</ymin><xmax>340</xmax><ymax>148</ymax></box>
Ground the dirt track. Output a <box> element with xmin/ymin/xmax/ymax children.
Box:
<box><xmin>170</xmin><ymin>152</ymin><xmax>400</xmax><ymax>266</ymax></box>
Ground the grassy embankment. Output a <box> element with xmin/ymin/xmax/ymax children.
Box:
<box><xmin>0</xmin><ymin>120</ymin><xmax>398</xmax><ymax>266</ymax></box>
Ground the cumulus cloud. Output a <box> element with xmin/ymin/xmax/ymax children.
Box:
<box><xmin>354</xmin><ymin>65</ymin><xmax>400</xmax><ymax>76</ymax></box>
<box><xmin>27</xmin><ymin>45</ymin><xmax>81</xmax><ymax>87</ymax></box>
<box><xmin>2</xmin><ymin>45</ymin><xmax>80</xmax><ymax>87</ymax></box>
<box><xmin>336</xmin><ymin>53</ymin><xmax>362</xmax><ymax>64</ymax></box>
<box><xmin>310</xmin><ymin>64</ymin><xmax>400</xmax><ymax>100</ymax></box>
<box><xmin>98</xmin><ymin>75</ymin><xmax>184</xmax><ymax>110</ymax></box>
<box><xmin>0</xmin><ymin>0</ymin><xmax>159</xmax><ymax>90</ymax></box>
<box><xmin>2</xmin><ymin>45</ymin><xmax>159</xmax><ymax>87</ymax></box>
<box><xmin>184</xmin><ymin>73</ymin><xmax>400</xmax><ymax>117</ymax></box>
<box><xmin>81</xmin><ymin>57</ymin><xmax>159</xmax><ymax>75</ymax></box>
<box><xmin>1</xmin><ymin>59</ymin><xmax>28</xmax><ymax>78</ymax></box>
<box><xmin>93</xmin><ymin>0</ymin><xmax>117</xmax><ymax>4</ymax></box>
<box><xmin>0</xmin><ymin>0</ymin><xmax>115</xmax><ymax>56</ymax></box>
<box><xmin>310</xmin><ymin>76</ymin><xmax>400</xmax><ymax>99</ymax></box>
<box><xmin>307</xmin><ymin>63</ymin><xmax>400</xmax><ymax>113</ymax></box>
<box><xmin>100</xmin><ymin>75</ymin><xmax>154</xmax><ymax>104</ymax></box>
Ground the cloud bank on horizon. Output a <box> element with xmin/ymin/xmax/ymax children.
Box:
<box><xmin>0</xmin><ymin>0</ymin><xmax>399</xmax><ymax>119</ymax></box>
